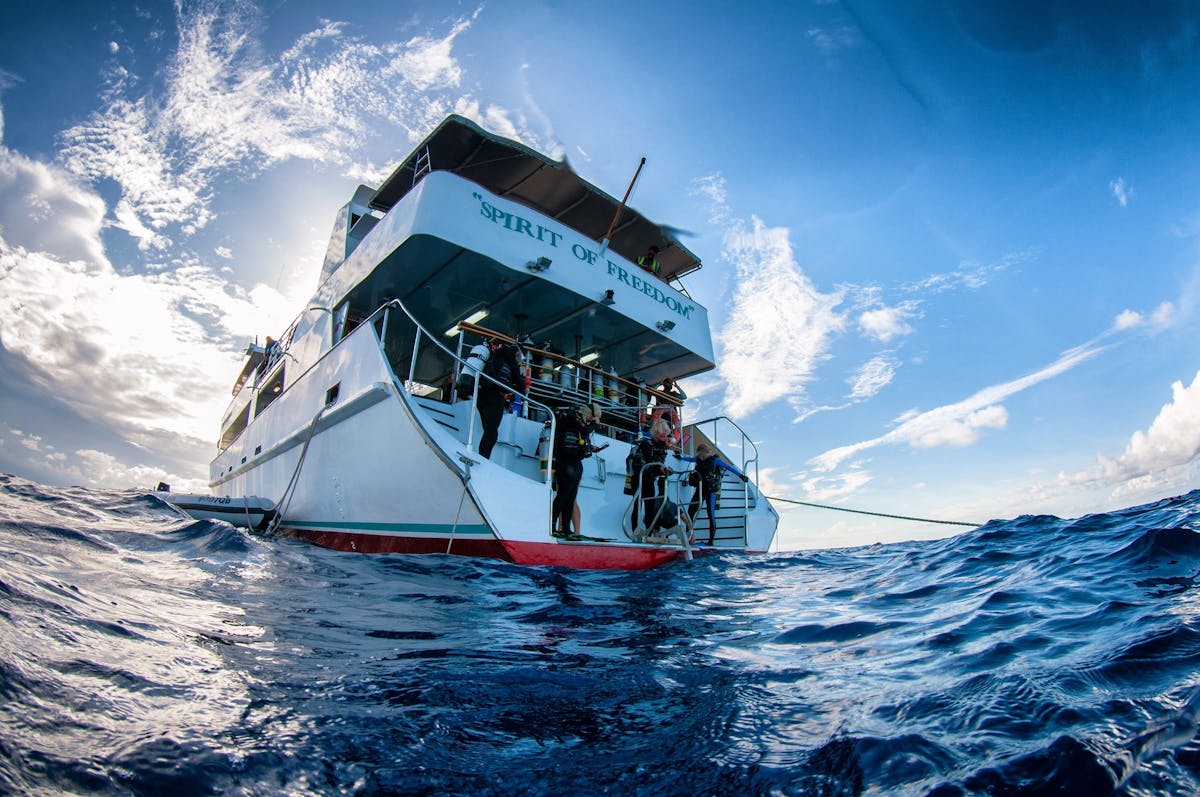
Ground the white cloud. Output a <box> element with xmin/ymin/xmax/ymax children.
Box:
<box><xmin>0</xmin><ymin>146</ymin><xmax>109</xmax><ymax>264</ymax></box>
<box><xmin>57</xmin><ymin>4</ymin><xmax>517</xmax><ymax>247</ymax></box>
<box><xmin>0</xmin><ymin>146</ymin><xmax>300</xmax><ymax>454</ymax></box>
<box><xmin>812</xmin><ymin>339</ymin><xmax>1105</xmax><ymax>471</ymax></box>
<box><xmin>858</xmin><ymin>304</ymin><xmax>916</xmax><ymax>342</ymax></box>
<box><xmin>113</xmin><ymin>198</ymin><xmax>171</xmax><ymax>250</ymax></box>
<box><xmin>798</xmin><ymin>467</ymin><xmax>873</xmax><ymax>503</ymax></box>
<box><xmin>1111</xmin><ymin>177</ymin><xmax>1132</xmax><ymax>207</ymax></box>
<box><xmin>848</xmin><ymin>355</ymin><xmax>897</xmax><ymax>399</ymax></box>
<box><xmin>1112</xmin><ymin>301</ymin><xmax>1175</xmax><ymax>333</ymax></box>
<box><xmin>391</xmin><ymin>18</ymin><xmax>470</xmax><ymax>90</ymax></box>
<box><xmin>692</xmin><ymin>174</ymin><xmax>732</xmax><ymax>226</ymax></box>
<box><xmin>1061</xmin><ymin>370</ymin><xmax>1200</xmax><ymax>495</ymax></box>
<box><xmin>717</xmin><ymin>215</ymin><xmax>846</xmax><ymax>418</ymax></box>
<box><xmin>214</xmin><ymin>245</ymin><xmax>233</xmax><ymax>259</ymax></box>
<box><xmin>905</xmin><ymin>252</ymin><xmax>1025</xmax><ymax>294</ymax></box>
<box><xmin>806</xmin><ymin>25</ymin><xmax>860</xmax><ymax>57</ymax></box>
<box><xmin>910</xmin><ymin>404</ymin><xmax>1007</xmax><ymax>448</ymax></box>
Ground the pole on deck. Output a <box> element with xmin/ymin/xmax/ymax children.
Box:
<box><xmin>600</xmin><ymin>157</ymin><xmax>646</xmax><ymax>253</ymax></box>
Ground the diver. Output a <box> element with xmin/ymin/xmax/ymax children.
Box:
<box><xmin>678</xmin><ymin>443</ymin><xmax>748</xmax><ymax>545</ymax></box>
<box><xmin>552</xmin><ymin>403</ymin><xmax>603</xmax><ymax>538</ymax></box>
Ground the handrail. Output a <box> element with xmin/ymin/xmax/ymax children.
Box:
<box><xmin>371</xmin><ymin>300</ymin><xmax>559</xmax><ymax>490</ymax></box>
<box><xmin>456</xmin><ymin>321</ymin><xmax>687</xmax><ymax>446</ymax></box>
<box><xmin>685</xmin><ymin>415</ymin><xmax>759</xmax><ymax>486</ymax></box>
<box><xmin>622</xmin><ymin>460</ymin><xmax>692</xmax><ymax>557</ymax></box>
<box><xmin>680</xmin><ymin>415</ymin><xmax>760</xmax><ymax>547</ymax></box>
<box><xmin>457</xmin><ymin>321</ymin><xmax>684</xmax><ymax>407</ymax></box>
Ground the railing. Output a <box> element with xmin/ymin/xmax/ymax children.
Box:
<box><xmin>684</xmin><ymin>416</ymin><xmax>759</xmax><ymax>486</ymax></box>
<box><xmin>681</xmin><ymin>416</ymin><xmax>760</xmax><ymax>546</ymax></box>
<box><xmin>453</xmin><ymin>321</ymin><xmax>683</xmax><ymax>438</ymax></box>
<box><xmin>371</xmin><ymin>300</ymin><xmax>559</xmax><ymax>489</ymax></box>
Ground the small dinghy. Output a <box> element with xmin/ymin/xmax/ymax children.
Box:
<box><xmin>154</xmin><ymin>486</ymin><xmax>276</xmax><ymax>531</ymax></box>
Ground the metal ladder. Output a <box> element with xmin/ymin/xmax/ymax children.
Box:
<box><xmin>412</xmin><ymin>146</ymin><xmax>432</xmax><ymax>186</ymax></box>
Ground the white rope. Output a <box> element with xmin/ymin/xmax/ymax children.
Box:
<box><xmin>266</xmin><ymin>407</ymin><xmax>326</xmax><ymax>536</ymax></box>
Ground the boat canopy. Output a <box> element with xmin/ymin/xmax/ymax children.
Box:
<box><xmin>369</xmin><ymin>115</ymin><xmax>702</xmax><ymax>282</ymax></box>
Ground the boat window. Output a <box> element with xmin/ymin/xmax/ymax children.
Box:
<box><xmin>256</xmin><ymin>365</ymin><xmax>285</xmax><ymax>415</ymax></box>
<box><xmin>219</xmin><ymin>402</ymin><xmax>251</xmax><ymax>449</ymax></box>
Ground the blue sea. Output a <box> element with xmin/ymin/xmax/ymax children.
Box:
<box><xmin>2</xmin><ymin>474</ymin><xmax>1200</xmax><ymax>795</ymax></box>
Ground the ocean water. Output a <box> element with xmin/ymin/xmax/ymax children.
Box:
<box><xmin>2</xmin><ymin>474</ymin><xmax>1200</xmax><ymax>796</ymax></box>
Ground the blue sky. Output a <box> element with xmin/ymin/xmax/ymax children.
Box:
<box><xmin>1</xmin><ymin>0</ymin><xmax>1199</xmax><ymax>549</ymax></box>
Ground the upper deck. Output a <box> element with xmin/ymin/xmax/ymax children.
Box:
<box><xmin>369</xmin><ymin>115</ymin><xmax>703</xmax><ymax>282</ymax></box>
<box><xmin>221</xmin><ymin>117</ymin><xmax>713</xmax><ymax>442</ymax></box>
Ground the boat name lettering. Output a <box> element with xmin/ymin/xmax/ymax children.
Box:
<box><xmin>473</xmin><ymin>193</ymin><xmax>563</xmax><ymax>247</ymax></box>
<box><xmin>470</xmin><ymin>192</ymin><xmax>693</xmax><ymax>321</ymax></box>
<box><xmin>604</xmin><ymin>262</ymin><xmax>695</xmax><ymax>320</ymax></box>
<box><xmin>197</xmin><ymin>496</ymin><xmax>232</xmax><ymax>505</ymax></box>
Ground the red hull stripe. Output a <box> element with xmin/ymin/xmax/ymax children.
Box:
<box><xmin>285</xmin><ymin>527</ymin><xmax>513</xmax><ymax>559</ymax></box>
<box><xmin>500</xmin><ymin>540</ymin><xmax>682</xmax><ymax>570</ymax></box>
<box><xmin>281</xmin><ymin>526</ymin><xmax>684</xmax><ymax>570</ymax></box>
<box><xmin>287</xmin><ymin>519</ymin><xmax>492</xmax><ymax>535</ymax></box>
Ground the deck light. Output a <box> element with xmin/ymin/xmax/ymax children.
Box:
<box><xmin>580</xmin><ymin>352</ymin><xmax>600</xmax><ymax>364</ymax></box>
<box><xmin>656</xmin><ymin>320</ymin><xmax>676</xmax><ymax>333</ymax></box>
<box><xmin>525</xmin><ymin>256</ymin><xmax>552</xmax><ymax>272</ymax></box>
<box><xmin>443</xmin><ymin>308</ymin><xmax>490</xmax><ymax>337</ymax></box>
<box><xmin>600</xmin><ymin>289</ymin><xmax>615</xmax><ymax>306</ymax></box>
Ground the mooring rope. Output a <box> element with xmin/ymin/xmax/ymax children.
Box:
<box><xmin>765</xmin><ymin>495</ymin><xmax>980</xmax><ymax>527</ymax></box>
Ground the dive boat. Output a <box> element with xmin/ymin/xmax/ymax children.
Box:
<box><xmin>198</xmin><ymin>115</ymin><xmax>778</xmax><ymax>570</ymax></box>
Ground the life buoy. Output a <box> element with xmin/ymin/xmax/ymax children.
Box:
<box><xmin>650</xmin><ymin>405</ymin><xmax>681</xmax><ymax>444</ymax></box>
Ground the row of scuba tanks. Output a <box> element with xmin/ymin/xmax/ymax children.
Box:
<box><xmin>454</xmin><ymin>340</ymin><xmax>630</xmax><ymax>402</ymax></box>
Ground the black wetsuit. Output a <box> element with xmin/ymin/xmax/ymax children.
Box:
<box><xmin>477</xmin><ymin>344</ymin><xmax>523</xmax><ymax>459</ymax></box>
<box><xmin>629</xmin><ymin>436</ymin><xmax>669</xmax><ymax>531</ymax></box>
<box><xmin>552</xmin><ymin>411</ymin><xmax>591</xmax><ymax>534</ymax></box>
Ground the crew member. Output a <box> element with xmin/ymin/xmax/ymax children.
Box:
<box><xmin>637</xmin><ymin>245</ymin><xmax>662</xmax><ymax>278</ymax></box>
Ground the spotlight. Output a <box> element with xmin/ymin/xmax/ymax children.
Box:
<box><xmin>526</xmin><ymin>256</ymin><xmax>552</xmax><ymax>272</ymax></box>
<box><xmin>600</xmin><ymin>289</ymin><xmax>615</xmax><ymax>306</ymax></box>
<box><xmin>656</xmin><ymin>320</ymin><xmax>676</xmax><ymax>333</ymax></box>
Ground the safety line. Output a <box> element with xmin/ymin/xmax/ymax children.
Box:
<box><xmin>766</xmin><ymin>496</ymin><xmax>980</xmax><ymax>527</ymax></box>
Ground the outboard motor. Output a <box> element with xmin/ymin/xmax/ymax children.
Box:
<box><xmin>455</xmin><ymin>342</ymin><xmax>490</xmax><ymax>399</ymax></box>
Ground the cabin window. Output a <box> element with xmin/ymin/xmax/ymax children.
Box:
<box><xmin>325</xmin><ymin>383</ymin><xmax>340</xmax><ymax>406</ymax></box>
<box><xmin>256</xmin><ymin>364</ymin><xmax>285</xmax><ymax>415</ymax></box>
<box><xmin>219</xmin><ymin>402</ymin><xmax>251</xmax><ymax>449</ymax></box>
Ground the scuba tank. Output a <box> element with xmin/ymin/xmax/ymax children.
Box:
<box><xmin>537</xmin><ymin>342</ymin><xmax>554</xmax><ymax>382</ymax></box>
<box><xmin>455</xmin><ymin>342</ymin><xmax>490</xmax><ymax>399</ymax></box>
<box><xmin>605</xmin><ymin>366</ymin><xmax>620</xmax><ymax>401</ymax></box>
<box><xmin>591</xmin><ymin>367</ymin><xmax>606</xmax><ymax>400</ymax></box>
<box><xmin>623</xmin><ymin>443</ymin><xmax>643</xmax><ymax>495</ymax></box>
<box><xmin>538</xmin><ymin>421</ymin><xmax>552</xmax><ymax>476</ymax></box>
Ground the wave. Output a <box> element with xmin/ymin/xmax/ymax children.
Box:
<box><xmin>1</xmin><ymin>475</ymin><xmax>1199</xmax><ymax>794</ymax></box>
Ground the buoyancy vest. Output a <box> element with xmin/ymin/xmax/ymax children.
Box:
<box><xmin>637</xmin><ymin>255</ymin><xmax>661</xmax><ymax>275</ymax></box>
<box><xmin>554</xmin><ymin>412</ymin><xmax>590</xmax><ymax>463</ymax></box>
<box><xmin>695</xmin><ymin>456</ymin><xmax>724</xmax><ymax>493</ymax></box>
<box><xmin>483</xmin><ymin>344</ymin><xmax>522</xmax><ymax>394</ymax></box>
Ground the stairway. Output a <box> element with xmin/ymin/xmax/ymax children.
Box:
<box><xmin>687</xmin><ymin>471</ymin><xmax>755</xmax><ymax>547</ymax></box>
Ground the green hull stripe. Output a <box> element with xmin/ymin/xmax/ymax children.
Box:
<box><xmin>287</xmin><ymin>520</ymin><xmax>493</xmax><ymax>536</ymax></box>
